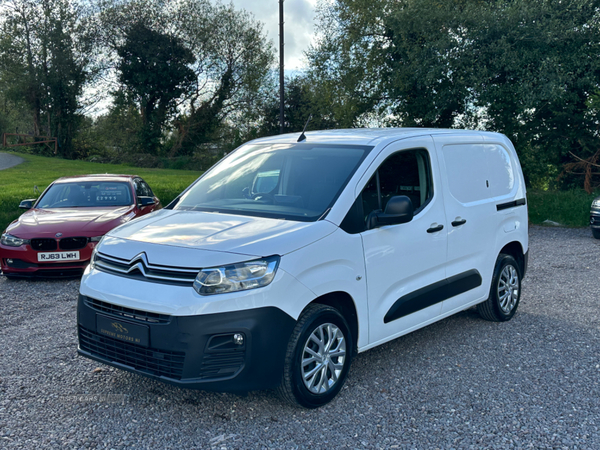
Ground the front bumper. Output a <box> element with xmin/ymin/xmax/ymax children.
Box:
<box><xmin>590</xmin><ymin>211</ymin><xmax>600</xmax><ymax>229</ymax></box>
<box><xmin>77</xmin><ymin>294</ymin><xmax>296</xmax><ymax>392</ymax></box>
<box><xmin>0</xmin><ymin>243</ymin><xmax>94</xmax><ymax>278</ymax></box>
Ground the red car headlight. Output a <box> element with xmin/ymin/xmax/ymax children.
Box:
<box><xmin>1</xmin><ymin>233</ymin><xmax>30</xmax><ymax>247</ymax></box>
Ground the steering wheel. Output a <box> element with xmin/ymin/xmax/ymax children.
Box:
<box><xmin>251</xmin><ymin>192</ymin><xmax>275</xmax><ymax>203</ymax></box>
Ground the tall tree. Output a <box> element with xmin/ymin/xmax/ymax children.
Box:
<box><xmin>309</xmin><ymin>0</ymin><xmax>600</xmax><ymax>188</ymax></box>
<box><xmin>169</xmin><ymin>0</ymin><xmax>274</xmax><ymax>156</ymax></box>
<box><xmin>116</xmin><ymin>22</ymin><xmax>196</xmax><ymax>154</ymax></box>
<box><xmin>96</xmin><ymin>0</ymin><xmax>275</xmax><ymax>157</ymax></box>
<box><xmin>257</xmin><ymin>74</ymin><xmax>340</xmax><ymax>136</ymax></box>
<box><xmin>0</xmin><ymin>0</ymin><xmax>95</xmax><ymax>158</ymax></box>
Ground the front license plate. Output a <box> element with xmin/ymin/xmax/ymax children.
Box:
<box><xmin>96</xmin><ymin>315</ymin><xmax>149</xmax><ymax>347</ymax></box>
<box><xmin>37</xmin><ymin>251</ymin><xmax>80</xmax><ymax>262</ymax></box>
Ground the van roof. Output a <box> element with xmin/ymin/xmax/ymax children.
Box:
<box><xmin>251</xmin><ymin>128</ymin><xmax>492</xmax><ymax>147</ymax></box>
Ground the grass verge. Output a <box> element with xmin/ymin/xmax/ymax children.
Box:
<box><xmin>0</xmin><ymin>152</ymin><xmax>201</xmax><ymax>232</ymax></box>
<box><xmin>527</xmin><ymin>189</ymin><xmax>598</xmax><ymax>227</ymax></box>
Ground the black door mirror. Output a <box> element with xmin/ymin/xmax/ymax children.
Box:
<box><xmin>19</xmin><ymin>199</ymin><xmax>36</xmax><ymax>210</ymax></box>
<box><xmin>138</xmin><ymin>196</ymin><xmax>155</xmax><ymax>207</ymax></box>
<box><xmin>373</xmin><ymin>195</ymin><xmax>414</xmax><ymax>227</ymax></box>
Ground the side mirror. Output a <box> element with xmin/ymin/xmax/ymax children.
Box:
<box><xmin>19</xmin><ymin>199</ymin><xmax>36</xmax><ymax>210</ymax></box>
<box><xmin>138</xmin><ymin>196</ymin><xmax>155</xmax><ymax>207</ymax></box>
<box><xmin>373</xmin><ymin>196</ymin><xmax>414</xmax><ymax>227</ymax></box>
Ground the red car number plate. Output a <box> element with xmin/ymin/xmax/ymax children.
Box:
<box><xmin>37</xmin><ymin>251</ymin><xmax>80</xmax><ymax>262</ymax></box>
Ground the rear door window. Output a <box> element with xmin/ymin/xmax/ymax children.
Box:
<box><xmin>442</xmin><ymin>144</ymin><xmax>515</xmax><ymax>203</ymax></box>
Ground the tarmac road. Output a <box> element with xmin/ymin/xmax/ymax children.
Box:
<box><xmin>0</xmin><ymin>152</ymin><xmax>24</xmax><ymax>170</ymax></box>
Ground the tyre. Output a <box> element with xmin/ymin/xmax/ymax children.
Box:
<box><xmin>278</xmin><ymin>304</ymin><xmax>353</xmax><ymax>408</ymax></box>
<box><xmin>592</xmin><ymin>228</ymin><xmax>600</xmax><ymax>239</ymax></box>
<box><xmin>478</xmin><ymin>254</ymin><xmax>521</xmax><ymax>322</ymax></box>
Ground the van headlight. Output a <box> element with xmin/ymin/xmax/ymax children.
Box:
<box><xmin>88</xmin><ymin>236</ymin><xmax>105</xmax><ymax>269</ymax></box>
<box><xmin>592</xmin><ymin>198</ymin><xmax>600</xmax><ymax>208</ymax></box>
<box><xmin>1</xmin><ymin>233</ymin><xmax>30</xmax><ymax>247</ymax></box>
<box><xmin>193</xmin><ymin>256</ymin><xmax>280</xmax><ymax>296</ymax></box>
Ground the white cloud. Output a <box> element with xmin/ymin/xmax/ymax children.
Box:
<box><xmin>229</xmin><ymin>0</ymin><xmax>317</xmax><ymax>70</ymax></box>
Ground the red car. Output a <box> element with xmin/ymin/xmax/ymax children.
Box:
<box><xmin>0</xmin><ymin>174</ymin><xmax>160</xmax><ymax>278</ymax></box>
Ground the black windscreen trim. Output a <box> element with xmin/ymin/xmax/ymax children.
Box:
<box><xmin>383</xmin><ymin>270</ymin><xmax>482</xmax><ymax>324</ymax></box>
<box><xmin>497</xmin><ymin>198</ymin><xmax>526</xmax><ymax>211</ymax></box>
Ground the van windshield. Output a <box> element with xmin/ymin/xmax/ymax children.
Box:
<box><xmin>174</xmin><ymin>143</ymin><xmax>372</xmax><ymax>221</ymax></box>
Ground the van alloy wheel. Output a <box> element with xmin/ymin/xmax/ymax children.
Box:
<box><xmin>498</xmin><ymin>265</ymin><xmax>519</xmax><ymax>314</ymax></box>
<box><xmin>478</xmin><ymin>253</ymin><xmax>521</xmax><ymax>322</ymax></box>
<box><xmin>301</xmin><ymin>322</ymin><xmax>347</xmax><ymax>394</ymax></box>
<box><xmin>278</xmin><ymin>304</ymin><xmax>353</xmax><ymax>408</ymax></box>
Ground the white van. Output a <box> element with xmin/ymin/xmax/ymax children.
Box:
<box><xmin>77</xmin><ymin>129</ymin><xmax>528</xmax><ymax>408</ymax></box>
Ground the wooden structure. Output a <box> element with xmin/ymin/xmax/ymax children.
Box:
<box><xmin>2</xmin><ymin>133</ymin><xmax>57</xmax><ymax>154</ymax></box>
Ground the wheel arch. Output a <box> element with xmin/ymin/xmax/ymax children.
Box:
<box><xmin>308</xmin><ymin>291</ymin><xmax>359</xmax><ymax>356</ymax></box>
<box><xmin>499</xmin><ymin>241</ymin><xmax>526</xmax><ymax>277</ymax></box>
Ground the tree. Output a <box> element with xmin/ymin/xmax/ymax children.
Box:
<box><xmin>116</xmin><ymin>22</ymin><xmax>196</xmax><ymax>154</ymax></box>
<box><xmin>309</xmin><ymin>0</ymin><xmax>600</xmax><ymax>188</ymax></box>
<box><xmin>257</xmin><ymin>74</ymin><xmax>340</xmax><ymax>137</ymax></box>
<box><xmin>96</xmin><ymin>0</ymin><xmax>275</xmax><ymax>157</ymax></box>
<box><xmin>0</xmin><ymin>0</ymin><xmax>95</xmax><ymax>158</ymax></box>
<box><xmin>169</xmin><ymin>0</ymin><xmax>274</xmax><ymax>156</ymax></box>
<box><xmin>463</xmin><ymin>0</ymin><xmax>600</xmax><ymax>188</ymax></box>
<box><xmin>305</xmin><ymin>0</ymin><xmax>392</xmax><ymax>127</ymax></box>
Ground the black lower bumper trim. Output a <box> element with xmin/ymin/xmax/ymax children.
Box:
<box><xmin>77</xmin><ymin>295</ymin><xmax>297</xmax><ymax>392</ymax></box>
<box><xmin>2</xmin><ymin>268</ymin><xmax>85</xmax><ymax>278</ymax></box>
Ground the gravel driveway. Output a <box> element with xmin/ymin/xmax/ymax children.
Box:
<box><xmin>1</xmin><ymin>226</ymin><xmax>599</xmax><ymax>449</ymax></box>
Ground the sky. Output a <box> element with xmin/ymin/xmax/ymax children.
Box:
<box><xmin>229</xmin><ymin>0</ymin><xmax>319</xmax><ymax>71</ymax></box>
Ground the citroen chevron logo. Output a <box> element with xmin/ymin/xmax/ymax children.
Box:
<box><xmin>127</xmin><ymin>252</ymin><xmax>150</xmax><ymax>276</ymax></box>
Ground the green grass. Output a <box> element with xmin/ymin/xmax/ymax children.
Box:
<box><xmin>0</xmin><ymin>152</ymin><xmax>202</xmax><ymax>232</ymax></box>
<box><xmin>527</xmin><ymin>189</ymin><xmax>598</xmax><ymax>227</ymax></box>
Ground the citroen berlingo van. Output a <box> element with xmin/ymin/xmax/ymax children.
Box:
<box><xmin>77</xmin><ymin>128</ymin><xmax>528</xmax><ymax>408</ymax></box>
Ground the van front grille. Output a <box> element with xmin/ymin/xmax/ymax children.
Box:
<box><xmin>94</xmin><ymin>252</ymin><xmax>199</xmax><ymax>286</ymax></box>
<box><xmin>83</xmin><ymin>297</ymin><xmax>171</xmax><ymax>324</ymax></box>
<box><xmin>79</xmin><ymin>326</ymin><xmax>185</xmax><ymax>380</ymax></box>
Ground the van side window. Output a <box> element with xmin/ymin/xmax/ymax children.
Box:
<box><xmin>442</xmin><ymin>144</ymin><xmax>515</xmax><ymax>203</ymax></box>
<box><xmin>342</xmin><ymin>149</ymin><xmax>433</xmax><ymax>233</ymax></box>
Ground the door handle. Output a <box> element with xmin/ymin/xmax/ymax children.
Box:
<box><xmin>427</xmin><ymin>224</ymin><xmax>444</xmax><ymax>233</ymax></box>
<box><xmin>451</xmin><ymin>218</ymin><xmax>467</xmax><ymax>227</ymax></box>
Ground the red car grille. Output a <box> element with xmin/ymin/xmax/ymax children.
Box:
<box><xmin>59</xmin><ymin>237</ymin><xmax>88</xmax><ymax>250</ymax></box>
<box><xmin>29</xmin><ymin>237</ymin><xmax>89</xmax><ymax>251</ymax></box>
<box><xmin>31</xmin><ymin>238</ymin><xmax>57</xmax><ymax>251</ymax></box>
